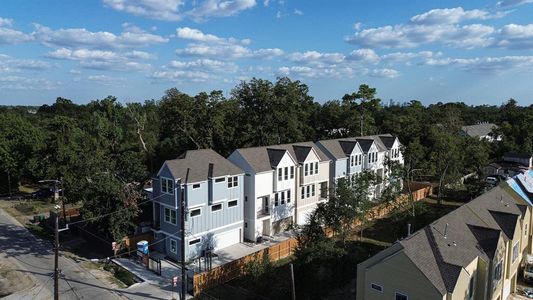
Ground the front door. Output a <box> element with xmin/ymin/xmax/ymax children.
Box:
<box><xmin>262</xmin><ymin>219</ymin><xmax>270</xmax><ymax>236</ymax></box>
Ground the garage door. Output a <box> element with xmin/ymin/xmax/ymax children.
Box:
<box><xmin>214</xmin><ymin>229</ymin><xmax>240</xmax><ymax>250</ymax></box>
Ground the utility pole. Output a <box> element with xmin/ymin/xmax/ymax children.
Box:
<box><xmin>54</xmin><ymin>205</ymin><xmax>59</xmax><ymax>300</ymax></box>
<box><xmin>290</xmin><ymin>263</ymin><xmax>296</xmax><ymax>300</ymax></box>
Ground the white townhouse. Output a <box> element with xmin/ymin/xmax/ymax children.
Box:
<box><xmin>317</xmin><ymin>134</ymin><xmax>403</xmax><ymax>200</ymax></box>
<box><xmin>228</xmin><ymin>142</ymin><xmax>330</xmax><ymax>242</ymax></box>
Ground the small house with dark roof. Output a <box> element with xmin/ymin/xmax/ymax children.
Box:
<box><xmin>460</xmin><ymin>123</ymin><xmax>501</xmax><ymax>142</ymax></box>
<box><xmin>228</xmin><ymin>141</ymin><xmax>330</xmax><ymax>241</ymax></box>
<box><xmin>151</xmin><ymin>149</ymin><xmax>245</xmax><ymax>261</ymax></box>
<box><xmin>356</xmin><ymin>185</ymin><xmax>532</xmax><ymax>300</ymax></box>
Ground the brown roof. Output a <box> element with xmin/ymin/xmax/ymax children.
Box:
<box><xmin>165</xmin><ymin>149</ymin><xmax>243</xmax><ymax>183</ymax></box>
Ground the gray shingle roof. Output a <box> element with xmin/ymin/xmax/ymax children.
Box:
<box><xmin>398</xmin><ymin>185</ymin><xmax>524</xmax><ymax>294</ymax></box>
<box><xmin>165</xmin><ymin>149</ymin><xmax>243</xmax><ymax>183</ymax></box>
<box><xmin>461</xmin><ymin>123</ymin><xmax>497</xmax><ymax>137</ymax></box>
<box><xmin>235</xmin><ymin>141</ymin><xmax>329</xmax><ymax>173</ymax></box>
<box><xmin>317</xmin><ymin>134</ymin><xmax>398</xmax><ymax>160</ymax></box>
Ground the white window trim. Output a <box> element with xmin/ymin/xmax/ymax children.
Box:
<box><xmin>211</xmin><ymin>203</ymin><xmax>223</xmax><ymax>212</ymax></box>
<box><xmin>164</xmin><ymin>207</ymin><xmax>177</xmax><ymax>225</ymax></box>
<box><xmin>170</xmin><ymin>239</ymin><xmax>177</xmax><ymax>254</ymax></box>
<box><xmin>190</xmin><ymin>208</ymin><xmax>202</xmax><ymax>218</ymax></box>
<box><xmin>160</xmin><ymin>177</ymin><xmax>174</xmax><ymax>194</ymax></box>
<box><xmin>395</xmin><ymin>292</ymin><xmax>408</xmax><ymax>300</ymax></box>
<box><xmin>214</xmin><ymin>176</ymin><xmax>226</xmax><ymax>183</ymax></box>
<box><xmin>228</xmin><ymin>199</ymin><xmax>238</xmax><ymax>208</ymax></box>
<box><xmin>370</xmin><ymin>283</ymin><xmax>383</xmax><ymax>293</ymax></box>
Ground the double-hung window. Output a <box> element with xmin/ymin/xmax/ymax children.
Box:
<box><xmin>284</xmin><ymin>167</ymin><xmax>289</xmax><ymax>180</ymax></box>
<box><xmin>512</xmin><ymin>241</ymin><xmax>520</xmax><ymax>262</ymax></box>
<box><xmin>278</xmin><ymin>168</ymin><xmax>283</xmax><ymax>181</ymax></box>
<box><xmin>227</xmin><ymin>176</ymin><xmax>238</xmax><ymax>188</ymax></box>
<box><xmin>170</xmin><ymin>239</ymin><xmax>177</xmax><ymax>253</ymax></box>
<box><xmin>164</xmin><ymin>207</ymin><xmax>177</xmax><ymax>225</ymax></box>
<box><xmin>305</xmin><ymin>164</ymin><xmax>309</xmax><ymax>176</ymax></box>
<box><xmin>161</xmin><ymin>178</ymin><xmax>174</xmax><ymax>194</ymax></box>
<box><xmin>311</xmin><ymin>185</ymin><xmax>315</xmax><ymax>196</ymax></box>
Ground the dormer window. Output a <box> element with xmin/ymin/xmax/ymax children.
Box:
<box><xmin>161</xmin><ymin>178</ymin><xmax>174</xmax><ymax>194</ymax></box>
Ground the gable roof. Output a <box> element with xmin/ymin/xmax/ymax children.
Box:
<box><xmin>396</xmin><ymin>185</ymin><xmax>523</xmax><ymax>294</ymax></box>
<box><xmin>164</xmin><ymin>149</ymin><xmax>243</xmax><ymax>183</ymax></box>
<box><xmin>318</xmin><ymin>134</ymin><xmax>399</xmax><ymax>160</ymax></box>
<box><xmin>461</xmin><ymin>123</ymin><xmax>497</xmax><ymax>137</ymax></box>
<box><xmin>235</xmin><ymin>141</ymin><xmax>329</xmax><ymax>173</ymax></box>
<box><xmin>378</xmin><ymin>135</ymin><xmax>397</xmax><ymax>149</ymax></box>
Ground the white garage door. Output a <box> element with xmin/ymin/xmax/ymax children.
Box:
<box><xmin>214</xmin><ymin>229</ymin><xmax>240</xmax><ymax>250</ymax></box>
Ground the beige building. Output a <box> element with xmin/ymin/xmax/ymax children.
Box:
<box><xmin>357</xmin><ymin>184</ymin><xmax>532</xmax><ymax>300</ymax></box>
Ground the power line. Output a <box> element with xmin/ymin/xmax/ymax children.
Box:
<box><xmin>62</xmin><ymin>276</ymin><xmax>82</xmax><ymax>300</ymax></box>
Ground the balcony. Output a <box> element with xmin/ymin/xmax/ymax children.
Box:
<box><xmin>257</xmin><ymin>207</ymin><xmax>270</xmax><ymax>218</ymax></box>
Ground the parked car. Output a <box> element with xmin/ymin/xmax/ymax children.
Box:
<box><xmin>31</xmin><ymin>188</ymin><xmax>62</xmax><ymax>199</ymax></box>
<box><xmin>485</xmin><ymin>176</ymin><xmax>499</xmax><ymax>185</ymax></box>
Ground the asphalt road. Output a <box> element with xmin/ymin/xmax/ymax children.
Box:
<box><xmin>0</xmin><ymin>209</ymin><xmax>125</xmax><ymax>300</ymax></box>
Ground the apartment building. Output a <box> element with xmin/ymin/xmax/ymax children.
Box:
<box><xmin>356</xmin><ymin>185</ymin><xmax>532</xmax><ymax>300</ymax></box>
<box><xmin>228</xmin><ymin>142</ymin><xmax>330</xmax><ymax>242</ymax></box>
<box><xmin>150</xmin><ymin>149</ymin><xmax>244</xmax><ymax>261</ymax></box>
<box><xmin>317</xmin><ymin>134</ymin><xmax>403</xmax><ymax>199</ymax></box>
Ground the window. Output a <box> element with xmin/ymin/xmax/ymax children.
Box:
<box><xmin>287</xmin><ymin>190</ymin><xmax>291</xmax><ymax>203</ymax></box>
<box><xmin>278</xmin><ymin>168</ymin><xmax>283</xmax><ymax>181</ymax></box>
<box><xmin>161</xmin><ymin>178</ymin><xmax>174</xmax><ymax>194</ymax></box>
<box><xmin>312</xmin><ymin>185</ymin><xmax>315</xmax><ymax>196</ymax></box>
<box><xmin>395</xmin><ymin>292</ymin><xmax>408</xmax><ymax>300</ymax></box>
<box><xmin>301</xmin><ymin>187</ymin><xmax>305</xmax><ymax>199</ymax></box>
<box><xmin>494</xmin><ymin>260</ymin><xmax>503</xmax><ymax>280</ymax></box>
<box><xmin>215</xmin><ymin>177</ymin><xmax>225</xmax><ymax>183</ymax></box>
<box><xmin>281</xmin><ymin>191</ymin><xmax>285</xmax><ymax>205</ymax></box>
<box><xmin>190</xmin><ymin>208</ymin><xmax>201</xmax><ymax>217</ymax></box>
<box><xmin>370</xmin><ymin>283</ymin><xmax>383</xmax><ymax>292</ymax></box>
<box><xmin>170</xmin><ymin>239</ymin><xmax>177</xmax><ymax>253</ymax></box>
<box><xmin>513</xmin><ymin>241</ymin><xmax>520</xmax><ymax>262</ymax></box>
<box><xmin>467</xmin><ymin>276</ymin><xmax>475</xmax><ymax>299</ymax></box>
<box><xmin>284</xmin><ymin>167</ymin><xmax>289</xmax><ymax>180</ymax></box>
<box><xmin>245</xmin><ymin>222</ymin><xmax>247</xmax><ymax>228</ymax></box>
<box><xmin>305</xmin><ymin>164</ymin><xmax>309</xmax><ymax>176</ymax></box>
<box><xmin>211</xmin><ymin>204</ymin><xmax>222</xmax><ymax>212</ymax></box>
<box><xmin>275</xmin><ymin>193</ymin><xmax>279</xmax><ymax>206</ymax></box>
<box><xmin>228</xmin><ymin>176</ymin><xmax>238</xmax><ymax>188</ymax></box>
<box><xmin>310</xmin><ymin>162</ymin><xmax>314</xmax><ymax>175</ymax></box>
<box><xmin>290</xmin><ymin>166</ymin><xmax>294</xmax><ymax>179</ymax></box>
<box><xmin>306</xmin><ymin>185</ymin><xmax>310</xmax><ymax>198</ymax></box>
<box><xmin>189</xmin><ymin>238</ymin><xmax>200</xmax><ymax>245</ymax></box>
<box><xmin>228</xmin><ymin>200</ymin><xmax>238</xmax><ymax>207</ymax></box>
<box><xmin>351</xmin><ymin>155</ymin><xmax>355</xmax><ymax>167</ymax></box>
<box><xmin>192</xmin><ymin>183</ymin><xmax>201</xmax><ymax>189</ymax></box>
<box><xmin>245</xmin><ymin>196</ymin><xmax>248</xmax><ymax>202</ymax></box>
<box><xmin>315</xmin><ymin>162</ymin><xmax>319</xmax><ymax>173</ymax></box>
<box><xmin>164</xmin><ymin>207</ymin><xmax>177</xmax><ymax>224</ymax></box>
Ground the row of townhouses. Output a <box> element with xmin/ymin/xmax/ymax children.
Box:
<box><xmin>356</xmin><ymin>170</ymin><xmax>533</xmax><ymax>300</ymax></box>
<box><xmin>149</xmin><ymin>134</ymin><xmax>403</xmax><ymax>262</ymax></box>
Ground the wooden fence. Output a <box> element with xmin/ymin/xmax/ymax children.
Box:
<box><xmin>191</xmin><ymin>182</ymin><xmax>433</xmax><ymax>296</ymax></box>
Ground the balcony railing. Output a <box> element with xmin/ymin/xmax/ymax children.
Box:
<box><xmin>257</xmin><ymin>207</ymin><xmax>270</xmax><ymax>218</ymax></box>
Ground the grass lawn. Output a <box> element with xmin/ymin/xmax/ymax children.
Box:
<box><xmin>361</xmin><ymin>199</ymin><xmax>462</xmax><ymax>244</ymax></box>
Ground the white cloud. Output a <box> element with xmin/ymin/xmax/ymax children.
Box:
<box><xmin>150</xmin><ymin>70</ymin><xmax>211</xmax><ymax>82</ymax></box>
<box><xmin>288</xmin><ymin>51</ymin><xmax>345</xmax><ymax>65</ymax></box>
<box><xmin>188</xmin><ymin>0</ymin><xmax>256</xmax><ymax>21</ymax></box>
<box><xmin>347</xmin><ymin>48</ymin><xmax>380</xmax><ymax>64</ymax></box>
<box><xmin>176</xmin><ymin>43</ymin><xmax>283</xmax><ymax>59</ymax></box>
<box><xmin>0</xmin><ymin>75</ymin><xmax>59</xmax><ymax>90</ymax></box>
<box><xmin>346</xmin><ymin>23</ymin><xmax>494</xmax><ymax>49</ymax></box>
<box><xmin>176</xmin><ymin>27</ymin><xmax>225</xmax><ymax>43</ymax></box>
<box><xmin>381</xmin><ymin>51</ymin><xmax>438</xmax><ymax>62</ymax></box>
<box><xmin>494</xmin><ymin>24</ymin><xmax>533</xmax><ymax>49</ymax></box>
<box><xmin>168</xmin><ymin>58</ymin><xmax>238</xmax><ymax>72</ymax></box>
<box><xmin>410</xmin><ymin>7</ymin><xmax>502</xmax><ymax>25</ymax></box>
<box><xmin>277</xmin><ymin>65</ymin><xmax>354</xmax><ymax>79</ymax></box>
<box><xmin>87</xmin><ymin>74</ymin><xmax>126</xmax><ymax>85</ymax></box>
<box><xmin>33</xmin><ymin>24</ymin><xmax>168</xmax><ymax>49</ymax></box>
<box><xmin>497</xmin><ymin>0</ymin><xmax>533</xmax><ymax>7</ymax></box>
<box><xmin>425</xmin><ymin>55</ymin><xmax>533</xmax><ymax>72</ymax></box>
<box><xmin>369</xmin><ymin>68</ymin><xmax>400</xmax><ymax>78</ymax></box>
<box><xmin>0</xmin><ymin>27</ymin><xmax>33</xmax><ymax>44</ymax></box>
<box><xmin>46</xmin><ymin>48</ymin><xmax>151</xmax><ymax>71</ymax></box>
<box><xmin>0</xmin><ymin>54</ymin><xmax>52</xmax><ymax>72</ymax></box>
<box><xmin>353</xmin><ymin>22</ymin><xmax>362</xmax><ymax>30</ymax></box>
<box><xmin>103</xmin><ymin>0</ymin><xmax>256</xmax><ymax>22</ymax></box>
<box><xmin>294</xmin><ymin>9</ymin><xmax>303</xmax><ymax>16</ymax></box>
<box><xmin>263</xmin><ymin>0</ymin><xmax>269</xmax><ymax>6</ymax></box>
<box><xmin>0</xmin><ymin>17</ymin><xmax>13</xmax><ymax>27</ymax></box>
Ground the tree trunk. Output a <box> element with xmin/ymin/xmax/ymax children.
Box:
<box><xmin>438</xmin><ymin>163</ymin><xmax>450</xmax><ymax>205</ymax></box>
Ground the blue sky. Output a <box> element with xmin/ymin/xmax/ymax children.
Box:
<box><xmin>1</xmin><ymin>0</ymin><xmax>533</xmax><ymax>106</ymax></box>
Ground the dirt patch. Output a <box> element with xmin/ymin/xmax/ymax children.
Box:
<box><xmin>0</xmin><ymin>257</ymin><xmax>34</xmax><ymax>297</ymax></box>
